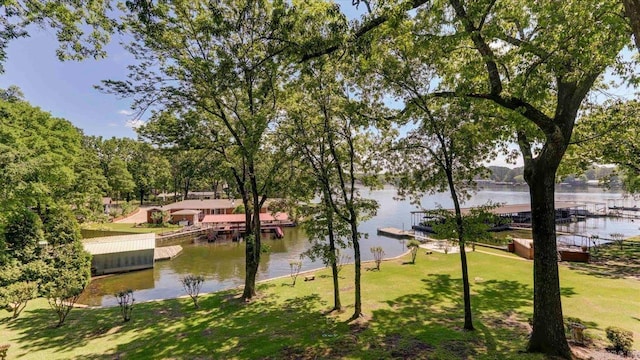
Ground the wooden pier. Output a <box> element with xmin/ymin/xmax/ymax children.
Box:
<box><xmin>377</xmin><ymin>227</ymin><xmax>414</xmax><ymax>239</ymax></box>
<box><xmin>154</xmin><ymin>245</ymin><xmax>183</xmax><ymax>261</ymax></box>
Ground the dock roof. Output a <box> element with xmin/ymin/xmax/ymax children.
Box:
<box><xmin>411</xmin><ymin>201</ymin><xmax>587</xmax><ymax>216</ymax></box>
<box><xmin>202</xmin><ymin>212</ymin><xmax>289</xmax><ymax>224</ymax></box>
<box><xmin>83</xmin><ymin>233</ymin><xmax>155</xmax><ymax>255</ymax></box>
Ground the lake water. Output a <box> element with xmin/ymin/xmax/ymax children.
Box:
<box><xmin>78</xmin><ymin>185</ymin><xmax>640</xmax><ymax>306</ymax></box>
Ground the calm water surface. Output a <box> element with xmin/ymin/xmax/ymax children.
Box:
<box><xmin>79</xmin><ymin>185</ymin><xmax>639</xmax><ymax>306</ymax></box>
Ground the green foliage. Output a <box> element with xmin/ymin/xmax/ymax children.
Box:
<box><xmin>0</xmin><ymin>96</ymin><xmax>104</xmax><ymax>216</ymax></box>
<box><xmin>180</xmin><ymin>275</ymin><xmax>205</xmax><ymax>309</ymax></box>
<box><xmin>0</xmin><ymin>206</ymin><xmax>91</xmax><ymax>325</ymax></box>
<box><xmin>0</xmin><ymin>0</ymin><xmax>115</xmax><ymax>72</ymax></box>
<box><xmin>115</xmin><ymin>290</ymin><xmax>135</xmax><ymax>322</ymax></box>
<box><xmin>568</xmin><ymin>100</ymin><xmax>640</xmax><ymax>194</ymax></box>
<box><xmin>0</xmin><ymin>281</ymin><xmax>37</xmax><ymax>318</ymax></box>
<box><xmin>3</xmin><ymin>208</ymin><xmax>44</xmax><ymax>263</ymax></box>
<box><xmin>150</xmin><ymin>210</ymin><xmax>168</xmax><ymax>225</ymax></box>
<box><xmin>605</xmin><ymin>326</ymin><xmax>634</xmax><ymax>355</ymax></box>
<box><xmin>232</xmin><ymin>205</ymin><xmax>245</xmax><ymax>215</ymax></box>
<box><xmin>41</xmin><ymin>206</ymin><xmax>81</xmax><ymax>246</ymax></box>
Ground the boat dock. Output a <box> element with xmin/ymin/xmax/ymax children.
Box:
<box><xmin>154</xmin><ymin>245</ymin><xmax>183</xmax><ymax>261</ymax></box>
<box><xmin>377</xmin><ymin>227</ymin><xmax>414</xmax><ymax>239</ymax></box>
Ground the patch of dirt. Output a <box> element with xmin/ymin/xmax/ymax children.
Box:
<box><xmin>442</xmin><ymin>339</ymin><xmax>478</xmax><ymax>359</ymax></box>
<box><xmin>201</xmin><ymin>328</ymin><xmax>213</xmax><ymax>337</ymax></box>
<box><xmin>381</xmin><ymin>333</ymin><xmax>434</xmax><ymax>359</ymax></box>
<box><xmin>484</xmin><ymin>311</ymin><xmax>531</xmax><ymax>335</ymax></box>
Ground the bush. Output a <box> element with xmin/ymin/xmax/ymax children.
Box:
<box><xmin>370</xmin><ymin>246</ymin><xmax>385</xmax><ymax>270</ymax></box>
<box><xmin>407</xmin><ymin>240</ymin><xmax>421</xmax><ymax>264</ymax></box>
<box><xmin>115</xmin><ymin>289</ymin><xmax>135</xmax><ymax>322</ymax></box>
<box><xmin>606</xmin><ymin>326</ymin><xmax>634</xmax><ymax>356</ymax></box>
<box><xmin>0</xmin><ymin>281</ymin><xmax>37</xmax><ymax>318</ymax></box>
<box><xmin>180</xmin><ymin>275</ymin><xmax>205</xmax><ymax>309</ymax></box>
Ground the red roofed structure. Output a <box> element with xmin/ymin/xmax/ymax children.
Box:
<box><xmin>202</xmin><ymin>212</ymin><xmax>290</xmax><ymax>225</ymax></box>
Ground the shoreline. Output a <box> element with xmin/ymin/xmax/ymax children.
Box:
<box><xmin>78</xmin><ymin>249</ymin><xmax>414</xmax><ymax>309</ymax></box>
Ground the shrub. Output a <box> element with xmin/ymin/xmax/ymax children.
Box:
<box><xmin>47</xmin><ymin>291</ymin><xmax>82</xmax><ymax>327</ymax></box>
<box><xmin>180</xmin><ymin>275</ymin><xmax>205</xmax><ymax>309</ymax></box>
<box><xmin>0</xmin><ymin>281</ymin><xmax>37</xmax><ymax>318</ymax></box>
<box><xmin>606</xmin><ymin>326</ymin><xmax>634</xmax><ymax>356</ymax></box>
<box><xmin>370</xmin><ymin>246</ymin><xmax>385</xmax><ymax>270</ymax></box>
<box><xmin>115</xmin><ymin>289</ymin><xmax>135</xmax><ymax>322</ymax></box>
<box><xmin>407</xmin><ymin>240</ymin><xmax>421</xmax><ymax>264</ymax></box>
<box><xmin>289</xmin><ymin>260</ymin><xmax>302</xmax><ymax>286</ymax></box>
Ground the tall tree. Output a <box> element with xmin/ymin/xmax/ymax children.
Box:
<box><xmin>284</xmin><ymin>59</ymin><xmax>380</xmax><ymax>319</ymax></box>
<box><xmin>353</xmin><ymin>1</ymin><xmax>632</xmax><ymax>357</ymax></box>
<box><xmin>102</xmin><ymin>0</ymin><xmax>302</xmax><ymax>298</ymax></box>
<box><xmin>391</xmin><ymin>100</ymin><xmax>499</xmax><ymax>331</ymax></box>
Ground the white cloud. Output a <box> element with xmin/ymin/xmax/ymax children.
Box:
<box><xmin>108</xmin><ymin>122</ymin><xmax>119</xmax><ymax>127</ymax></box>
<box><xmin>125</xmin><ymin>119</ymin><xmax>145</xmax><ymax>129</ymax></box>
<box><xmin>118</xmin><ymin>109</ymin><xmax>135</xmax><ymax>116</ymax></box>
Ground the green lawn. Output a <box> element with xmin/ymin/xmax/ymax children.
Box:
<box><xmin>1</xmin><ymin>250</ymin><xmax>638</xmax><ymax>359</ymax></box>
<box><xmin>81</xmin><ymin>222</ymin><xmax>182</xmax><ymax>235</ymax></box>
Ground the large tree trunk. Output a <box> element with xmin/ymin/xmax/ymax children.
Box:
<box><xmin>241</xmin><ymin>200</ymin><xmax>258</xmax><ymax>300</ymax></box>
<box><xmin>623</xmin><ymin>0</ymin><xmax>640</xmax><ymax>50</ymax></box>
<box><xmin>242</xmin><ymin>166</ymin><xmax>262</xmax><ymax>300</ymax></box>
<box><xmin>350</xmin><ymin>220</ymin><xmax>362</xmax><ymax>320</ymax></box>
<box><xmin>525</xmin><ymin>162</ymin><xmax>571</xmax><ymax>358</ymax></box>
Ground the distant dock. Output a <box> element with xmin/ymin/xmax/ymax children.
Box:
<box><xmin>377</xmin><ymin>227</ymin><xmax>414</xmax><ymax>239</ymax></box>
<box><xmin>154</xmin><ymin>245</ymin><xmax>183</xmax><ymax>261</ymax></box>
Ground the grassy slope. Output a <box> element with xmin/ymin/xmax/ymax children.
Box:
<box><xmin>1</xmin><ymin>250</ymin><xmax>638</xmax><ymax>359</ymax></box>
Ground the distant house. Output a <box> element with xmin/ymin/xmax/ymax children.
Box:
<box><xmin>83</xmin><ymin>233</ymin><xmax>155</xmax><ymax>275</ymax></box>
<box><xmin>146</xmin><ymin>199</ymin><xmax>273</xmax><ymax>224</ymax></box>
<box><xmin>169</xmin><ymin>209</ymin><xmax>201</xmax><ymax>225</ymax></box>
<box><xmin>102</xmin><ymin>197</ymin><xmax>112</xmax><ymax>214</ymax></box>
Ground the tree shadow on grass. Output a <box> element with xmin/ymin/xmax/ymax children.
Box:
<box><xmin>567</xmin><ymin>243</ymin><xmax>640</xmax><ymax>279</ymax></box>
<box><xmin>351</xmin><ymin>274</ymin><xmax>536</xmax><ymax>359</ymax></box>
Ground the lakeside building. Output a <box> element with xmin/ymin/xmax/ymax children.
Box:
<box><xmin>83</xmin><ymin>233</ymin><xmax>156</xmax><ymax>275</ymax></box>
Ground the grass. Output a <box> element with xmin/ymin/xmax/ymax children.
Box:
<box><xmin>81</xmin><ymin>222</ymin><xmax>183</xmax><ymax>235</ymax></box>
<box><xmin>1</xmin><ymin>250</ymin><xmax>638</xmax><ymax>359</ymax></box>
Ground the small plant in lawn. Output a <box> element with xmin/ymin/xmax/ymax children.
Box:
<box><xmin>610</xmin><ymin>233</ymin><xmax>625</xmax><ymax>250</ymax></box>
<box><xmin>180</xmin><ymin>275</ymin><xmax>205</xmax><ymax>309</ymax></box>
<box><xmin>289</xmin><ymin>260</ymin><xmax>302</xmax><ymax>286</ymax></box>
<box><xmin>606</xmin><ymin>326</ymin><xmax>634</xmax><ymax>356</ymax></box>
<box><xmin>48</xmin><ymin>293</ymin><xmax>82</xmax><ymax>327</ymax></box>
<box><xmin>589</xmin><ymin>234</ymin><xmax>600</xmax><ymax>255</ymax></box>
<box><xmin>0</xmin><ymin>281</ymin><xmax>37</xmax><ymax>319</ymax></box>
<box><xmin>115</xmin><ymin>289</ymin><xmax>135</xmax><ymax>322</ymax></box>
<box><xmin>407</xmin><ymin>240</ymin><xmax>421</xmax><ymax>264</ymax></box>
<box><xmin>370</xmin><ymin>246</ymin><xmax>385</xmax><ymax>270</ymax></box>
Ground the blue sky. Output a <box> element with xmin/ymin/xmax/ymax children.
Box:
<box><xmin>0</xmin><ymin>28</ymin><xmax>140</xmax><ymax>138</ymax></box>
